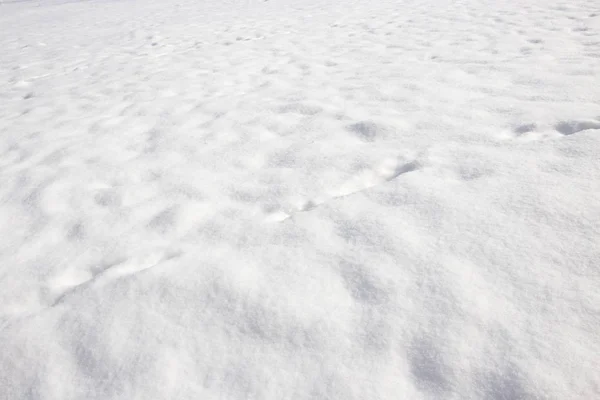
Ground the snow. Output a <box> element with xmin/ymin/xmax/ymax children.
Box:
<box><xmin>1</xmin><ymin>0</ymin><xmax>599</xmax><ymax>398</ymax></box>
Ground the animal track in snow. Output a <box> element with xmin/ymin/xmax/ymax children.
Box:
<box><xmin>513</xmin><ymin>122</ymin><xmax>538</xmax><ymax>135</ymax></box>
<box><xmin>511</xmin><ymin>117</ymin><xmax>600</xmax><ymax>139</ymax></box>
<box><xmin>47</xmin><ymin>248</ymin><xmax>181</xmax><ymax>306</ymax></box>
<box><xmin>346</xmin><ymin>120</ymin><xmax>386</xmax><ymax>142</ymax></box>
<box><xmin>554</xmin><ymin>119</ymin><xmax>600</xmax><ymax>135</ymax></box>
<box><xmin>267</xmin><ymin>156</ymin><xmax>421</xmax><ymax>222</ymax></box>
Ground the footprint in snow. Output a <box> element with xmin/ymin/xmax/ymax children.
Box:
<box><xmin>265</xmin><ymin>156</ymin><xmax>421</xmax><ymax>222</ymax></box>
<box><xmin>554</xmin><ymin>119</ymin><xmax>600</xmax><ymax>135</ymax></box>
<box><xmin>512</xmin><ymin>117</ymin><xmax>600</xmax><ymax>139</ymax></box>
<box><xmin>47</xmin><ymin>248</ymin><xmax>181</xmax><ymax>306</ymax></box>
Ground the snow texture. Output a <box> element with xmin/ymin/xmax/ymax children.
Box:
<box><xmin>1</xmin><ymin>0</ymin><xmax>599</xmax><ymax>399</ymax></box>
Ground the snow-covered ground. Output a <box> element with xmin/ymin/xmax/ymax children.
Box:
<box><xmin>1</xmin><ymin>0</ymin><xmax>599</xmax><ymax>398</ymax></box>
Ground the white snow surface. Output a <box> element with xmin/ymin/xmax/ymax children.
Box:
<box><xmin>1</xmin><ymin>0</ymin><xmax>600</xmax><ymax>398</ymax></box>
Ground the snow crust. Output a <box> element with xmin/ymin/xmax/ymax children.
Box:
<box><xmin>1</xmin><ymin>0</ymin><xmax>599</xmax><ymax>398</ymax></box>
